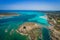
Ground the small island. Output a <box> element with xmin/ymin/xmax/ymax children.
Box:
<box><xmin>16</xmin><ymin>22</ymin><xmax>42</xmax><ymax>40</ymax></box>
<box><xmin>0</xmin><ymin>12</ymin><xmax>20</xmax><ymax>17</ymax></box>
<box><xmin>0</xmin><ymin>12</ymin><xmax>20</xmax><ymax>19</ymax></box>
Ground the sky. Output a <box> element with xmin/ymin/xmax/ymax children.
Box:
<box><xmin>0</xmin><ymin>0</ymin><xmax>60</xmax><ymax>11</ymax></box>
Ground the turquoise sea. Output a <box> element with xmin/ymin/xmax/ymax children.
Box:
<box><xmin>0</xmin><ymin>11</ymin><xmax>50</xmax><ymax>40</ymax></box>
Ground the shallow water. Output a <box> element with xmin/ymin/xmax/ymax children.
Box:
<box><xmin>0</xmin><ymin>11</ymin><xmax>50</xmax><ymax>40</ymax></box>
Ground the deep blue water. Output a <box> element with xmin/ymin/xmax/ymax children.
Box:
<box><xmin>0</xmin><ymin>11</ymin><xmax>50</xmax><ymax>40</ymax></box>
